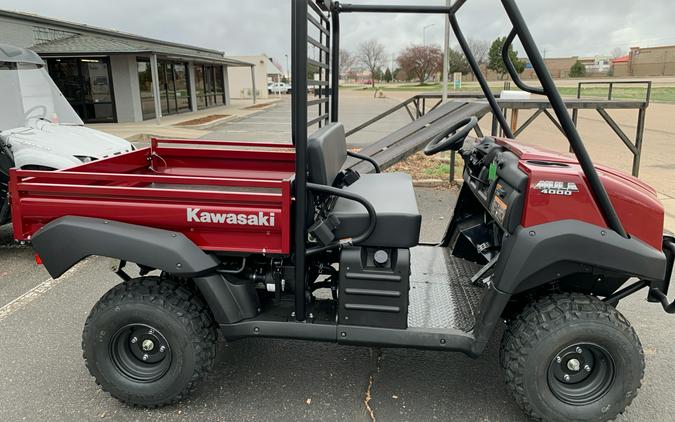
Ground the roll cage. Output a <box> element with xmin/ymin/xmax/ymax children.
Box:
<box><xmin>290</xmin><ymin>0</ymin><xmax>628</xmax><ymax>321</ymax></box>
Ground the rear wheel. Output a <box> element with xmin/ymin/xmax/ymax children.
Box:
<box><xmin>82</xmin><ymin>276</ymin><xmax>217</xmax><ymax>407</ymax></box>
<box><xmin>500</xmin><ymin>293</ymin><xmax>644</xmax><ymax>422</ymax></box>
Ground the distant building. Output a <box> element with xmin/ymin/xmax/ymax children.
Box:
<box><xmin>519</xmin><ymin>57</ymin><xmax>579</xmax><ymax>79</ymax></box>
<box><xmin>613</xmin><ymin>45</ymin><xmax>675</xmax><ymax>77</ymax></box>
<box><xmin>0</xmin><ymin>9</ymin><xmax>256</xmax><ymax>123</ymax></box>
<box><xmin>578</xmin><ymin>56</ymin><xmax>611</xmax><ymax>75</ymax></box>
<box><xmin>228</xmin><ymin>55</ymin><xmax>284</xmax><ymax>99</ymax></box>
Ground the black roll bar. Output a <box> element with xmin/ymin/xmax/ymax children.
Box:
<box><xmin>293</xmin><ymin>0</ymin><xmax>629</xmax><ymax>320</ymax></box>
<box><xmin>291</xmin><ymin>0</ymin><xmax>309</xmax><ymax>321</ymax></box>
<box><xmin>499</xmin><ymin>0</ymin><xmax>627</xmax><ymax>238</ymax></box>
<box><xmin>501</xmin><ymin>29</ymin><xmax>545</xmax><ymax>95</ymax></box>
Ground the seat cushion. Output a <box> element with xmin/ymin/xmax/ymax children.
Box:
<box><xmin>331</xmin><ymin>173</ymin><xmax>421</xmax><ymax>248</ymax></box>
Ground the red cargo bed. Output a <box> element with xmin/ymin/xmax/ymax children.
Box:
<box><xmin>10</xmin><ymin>139</ymin><xmax>296</xmax><ymax>255</ymax></box>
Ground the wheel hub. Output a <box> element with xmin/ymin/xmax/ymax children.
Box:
<box><xmin>110</xmin><ymin>323</ymin><xmax>172</xmax><ymax>382</ymax></box>
<box><xmin>547</xmin><ymin>343</ymin><xmax>615</xmax><ymax>406</ymax></box>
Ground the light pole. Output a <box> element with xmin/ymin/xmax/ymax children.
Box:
<box><xmin>442</xmin><ymin>0</ymin><xmax>451</xmax><ymax>103</ymax></box>
<box><xmin>422</xmin><ymin>23</ymin><xmax>435</xmax><ymax>45</ymax></box>
<box><xmin>285</xmin><ymin>54</ymin><xmax>290</xmax><ymax>82</ymax></box>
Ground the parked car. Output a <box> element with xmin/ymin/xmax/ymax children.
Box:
<box><xmin>268</xmin><ymin>82</ymin><xmax>292</xmax><ymax>94</ymax></box>
<box><xmin>0</xmin><ymin>43</ymin><xmax>133</xmax><ymax>173</ymax></box>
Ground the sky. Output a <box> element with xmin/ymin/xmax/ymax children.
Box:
<box><xmin>2</xmin><ymin>0</ymin><xmax>675</xmax><ymax>73</ymax></box>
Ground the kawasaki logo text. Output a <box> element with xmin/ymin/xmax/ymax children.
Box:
<box><xmin>187</xmin><ymin>208</ymin><xmax>275</xmax><ymax>226</ymax></box>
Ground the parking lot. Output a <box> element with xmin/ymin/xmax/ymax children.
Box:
<box><xmin>1</xmin><ymin>95</ymin><xmax>675</xmax><ymax>421</ymax></box>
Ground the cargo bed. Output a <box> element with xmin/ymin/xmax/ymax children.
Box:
<box><xmin>10</xmin><ymin>139</ymin><xmax>296</xmax><ymax>255</ymax></box>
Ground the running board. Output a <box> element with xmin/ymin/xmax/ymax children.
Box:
<box><xmin>219</xmin><ymin>319</ymin><xmax>480</xmax><ymax>357</ymax></box>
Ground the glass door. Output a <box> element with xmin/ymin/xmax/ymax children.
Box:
<box><xmin>174</xmin><ymin>63</ymin><xmax>190</xmax><ymax>112</ymax></box>
<box><xmin>47</xmin><ymin>57</ymin><xmax>115</xmax><ymax>123</ymax></box>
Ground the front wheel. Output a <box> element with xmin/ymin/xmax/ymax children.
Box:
<box><xmin>82</xmin><ymin>276</ymin><xmax>217</xmax><ymax>407</ymax></box>
<box><xmin>500</xmin><ymin>293</ymin><xmax>644</xmax><ymax>422</ymax></box>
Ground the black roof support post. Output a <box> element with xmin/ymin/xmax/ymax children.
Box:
<box><xmin>330</xmin><ymin>11</ymin><xmax>340</xmax><ymax>122</ymax></box>
<box><xmin>292</xmin><ymin>0</ymin><xmax>308</xmax><ymax>321</ymax></box>
<box><xmin>500</xmin><ymin>0</ymin><xmax>627</xmax><ymax>238</ymax></box>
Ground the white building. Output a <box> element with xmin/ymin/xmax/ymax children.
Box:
<box><xmin>228</xmin><ymin>55</ymin><xmax>285</xmax><ymax>99</ymax></box>
<box><xmin>0</xmin><ymin>9</ymin><xmax>256</xmax><ymax>123</ymax></box>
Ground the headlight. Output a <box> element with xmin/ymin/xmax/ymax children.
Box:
<box><xmin>75</xmin><ymin>156</ymin><xmax>97</xmax><ymax>163</ymax></box>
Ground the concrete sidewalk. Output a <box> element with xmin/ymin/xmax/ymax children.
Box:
<box><xmin>86</xmin><ymin>98</ymin><xmax>281</xmax><ymax>142</ymax></box>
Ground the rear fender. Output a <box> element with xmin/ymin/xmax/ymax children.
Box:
<box><xmin>494</xmin><ymin>220</ymin><xmax>667</xmax><ymax>295</ymax></box>
<box><xmin>32</xmin><ymin>216</ymin><xmax>219</xmax><ymax>278</ymax></box>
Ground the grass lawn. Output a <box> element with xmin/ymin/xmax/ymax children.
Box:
<box><xmin>343</xmin><ymin>82</ymin><xmax>675</xmax><ymax>103</ymax></box>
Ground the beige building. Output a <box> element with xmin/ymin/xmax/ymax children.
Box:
<box><xmin>613</xmin><ymin>45</ymin><xmax>675</xmax><ymax>77</ymax></box>
<box><xmin>228</xmin><ymin>54</ymin><xmax>284</xmax><ymax>99</ymax></box>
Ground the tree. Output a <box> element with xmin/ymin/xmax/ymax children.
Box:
<box><xmin>384</xmin><ymin>67</ymin><xmax>393</xmax><ymax>83</ymax></box>
<box><xmin>488</xmin><ymin>36</ymin><xmax>525</xmax><ymax>79</ymax></box>
<box><xmin>396</xmin><ymin>45</ymin><xmax>443</xmax><ymax>84</ymax></box>
<box><xmin>373</xmin><ymin>67</ymin><xmax>384</xmax><ymax>81</ymax></box>
<box><xmin>339</xmin><ymin>49</ymin><xmax>356</xmax><ymax>78</ymax></box>
<box><xmin>447</xmin><ymin>48</ymin><xmax>470</xmax><ymax>75</ymax></box>
<box><xmin>357</xmin><ymin>40</ymin><xmax>386</xmax><ymax>88</ymax></box>
<box><xmin>569</xmin><ymin>60</ymin><xmax>586</xmax><ymax>77</ymax></box>
<box><xmin>467</xmin><ymin>39</ymin><xmax>490</xmax><ymax>64</ymax></box>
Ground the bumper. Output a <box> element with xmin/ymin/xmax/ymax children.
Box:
<box><xmin>648</xmin><ymin>235</ymin><xmax>675</xmax><ymax>313</ymax></box>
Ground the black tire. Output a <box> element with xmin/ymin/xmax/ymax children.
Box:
<box><xmin>82</xmin><ymin>277</ymin><xmax>217</xmax><ymax>407</ymax></box>
<box><xmin>500</xmin><ymin>293</ymin><xmax>644</xmax><ymax>422</ymax></box>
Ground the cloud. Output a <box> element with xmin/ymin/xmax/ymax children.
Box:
<box><xmin>2</xmin><ymin>0</ymin><xmax>674</xmax><ymax>72</ymax></box>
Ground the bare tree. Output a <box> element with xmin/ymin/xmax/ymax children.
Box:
<box><xmin>396</xmin><ymin>45</ymin><xmax>443</xmax><ymax>84</ymax></box>
<box><xmin>467</xmin><ymin>38</ymin><xmax>490</xmax><ymax>64</ymax></box>
<box><xmin>611</xmin><ymin>47</ymin><xmax>626</xmax><ymax>58</ymax></box>
<box><xmin>357</xmin><ymin>40</ymin><xmax>386</xmax><ymax>88</ymax></box>
<box><xmin>339</xmin><ymin>49</ymin><xmax>356</xmax><ymax>79</ymax></box>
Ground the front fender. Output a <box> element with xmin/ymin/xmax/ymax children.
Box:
<box><xmin>32</xmin><ymin>216</ymin><xmax>219</xmax><ymax>278</ymax></box>
<box><xmin>13</xmin><ymin>146</ymin><xmax>79</xmax><ymax>170</ymax></box>
<box><xmin>494</xmin><ymin>220</ymin><xmax>667</xmax><ymax>294</ymax></box>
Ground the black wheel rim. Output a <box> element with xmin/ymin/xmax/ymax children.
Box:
<box><xmin>547</xmin><ymin>343</ymin><xmax>615</xmax><ymax>406</ymax></box>
<box><xmin>110</xmin><ymin>323</ymin><xmax>172</xmax><ymax>382</ymax></box>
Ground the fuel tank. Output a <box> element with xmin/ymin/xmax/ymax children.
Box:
<box><xmin>496</xmin><ymin>139</ymin><xmax>664</xmax><ymax>250</ymax></box>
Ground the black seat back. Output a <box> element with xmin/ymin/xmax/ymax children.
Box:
<box><xmin>307</xmin><ymin>123</ymin><xmax>347</xmax><ymax>186</ymax></box>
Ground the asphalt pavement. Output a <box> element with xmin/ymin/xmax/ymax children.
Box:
<box><xmin>1</xmin><ymin>99</ymin><xmax>675</xmax><ymax>421</ymax></box>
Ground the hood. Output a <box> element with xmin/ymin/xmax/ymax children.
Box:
<box><xmin>2</xmin><ymin>122</ymin><xmax>132</xmax><ymax>159</ymax></box>
<box><xmin>498</xmin><ymin>137</ymin><xmax>658</xmax><ymax>199</ymax></box>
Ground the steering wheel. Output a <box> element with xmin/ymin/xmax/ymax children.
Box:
<box><xmin>423</xmin><ymin>116</ymin><xmax>478</xmax><ymax>156</ymax></box>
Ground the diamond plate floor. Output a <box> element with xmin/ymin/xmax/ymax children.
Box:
<box><xmin>408</xmin><ymin>246</ymin><xmax>485</xmax><ymax>332</ymax></box>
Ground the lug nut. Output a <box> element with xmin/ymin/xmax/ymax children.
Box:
<box><xmin>159</xmin><ymin>346</ymin><xmax>166</xmax><ymax>353</ymax></box>
<box><xmin>564</xmin><ymin>374</ymin><xmax>570</xmax><ymax>381</ymax></box>
<box><xmin>556</xmin><ymin>356</ymin><xmax>562</xmax><ymax>363</ymax></box>
<box><xmin>584</xmin><ymin>364</ymin><xmax>591</xmax><ymax>372</ymax></box>
<box><xmin>142</xmin><ymin>354</ymin><xmax>149</xmax><ymax>361</ymax></box>
<box><xmin>130</xmin><ymin>336</ymin><xmax>138</xmax><ymax>344</ymax></box>
<box><xmin>576</xmin><ymin>347</ymin><xmax>583</xmax><ymax>354</ymax></box>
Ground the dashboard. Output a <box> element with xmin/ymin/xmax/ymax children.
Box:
<box><xmin>461</xmin><ymin>137</ymin><xmax>528</xmax><ymax>233</ymax></box>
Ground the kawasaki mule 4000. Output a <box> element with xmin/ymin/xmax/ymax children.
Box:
<box><xmin>9</xmin><ymin>1</ymin><xmax>675</xmax><ymax>420</ymax></box>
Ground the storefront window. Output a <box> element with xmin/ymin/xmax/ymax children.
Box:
<box><xmin>137</xmin><ymin>59</ymin><xmax>155</xmax><ymax>120</ymax></box>
<box><xmin>46</xmin><ymin>57</ymin><xmax>116</xmax><ymax>123</ymax></box>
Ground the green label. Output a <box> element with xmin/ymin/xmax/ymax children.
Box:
<box><xmin>488</xmin><ymin>163</ymin><xmax>497</xmax><ymax>181</ymax></box>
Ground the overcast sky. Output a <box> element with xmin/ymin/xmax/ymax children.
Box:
<box><xmin>3</xmin><ymin>0</ymin><xmax>675</xmax><ymax>72</ymax></box>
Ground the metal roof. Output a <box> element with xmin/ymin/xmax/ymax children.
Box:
<box><xmin>30</xmin><ymin>34</ymin><xmax>253</xmax><ymax>66</ymax></box>
<box><xmin>0</xmin><ymin>9</ymin><xmax>253</xmax><ymax>67</ymax></box>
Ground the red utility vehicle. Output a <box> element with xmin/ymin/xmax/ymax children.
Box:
<box><xmin>9</xmin><ymin>1</ymin><xmax>675</xmax><ymax>421</ymax></box>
